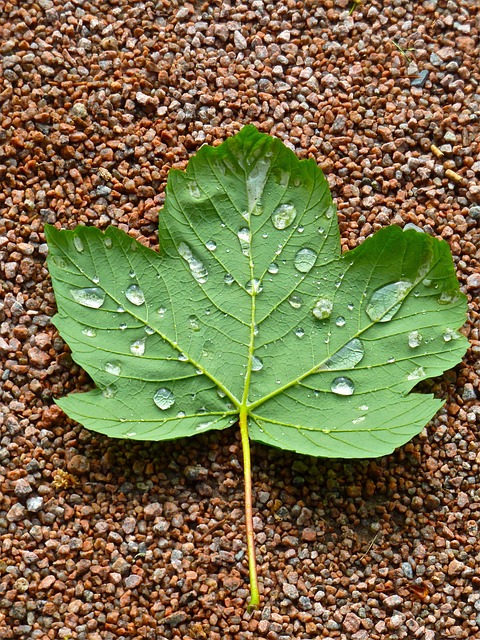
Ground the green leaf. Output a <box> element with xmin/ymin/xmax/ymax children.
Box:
<box><xmin>45</xmin><ymin>125</ymin><xmax>468</xmax><ymax>459</ymax></box>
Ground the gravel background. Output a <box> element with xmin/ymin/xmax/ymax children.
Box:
<box><xmin>1</xmin><ymin>1</ymin><xmax>480</xmax><ymax>639</ymax></box>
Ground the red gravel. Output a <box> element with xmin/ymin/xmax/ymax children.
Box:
<box><xmin>1</xmin><ymin>1</ymin><xmax>480</xmax><ymax>639</ymax></box>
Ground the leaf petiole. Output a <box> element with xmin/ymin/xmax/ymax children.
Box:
<box><xmin>239</xmin><ymin>405</ymin><xmax>260</xmax><ymax>611</ymax></box>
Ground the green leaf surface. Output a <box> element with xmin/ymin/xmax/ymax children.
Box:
<box><xmin>46</xmin><ymin>125</ymin><xmax>468</xmax><ymax>459</ymax></box>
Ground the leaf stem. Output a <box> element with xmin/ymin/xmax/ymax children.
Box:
<box><xmin>239</xmin><ymin>405</ymin><xmax>260</xmax><ymax>611</ymax></box>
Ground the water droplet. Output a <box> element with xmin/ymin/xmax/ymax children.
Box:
<box><xmin>196</xmin><ymin>421</ymin><xmax>213</xmax><ymax>432</ymax></box>
<box><xmin>119</xmin><ymin>322</ymin><xmax>127</xmax><ymax>330</ymax></box>
<box><xmin>102</xmin><ymin>385</ymin><xmax>116</xmax><ymax>399</ymax></box>
<box><xmin>387</xmin><ymin>357</ymin><xmax>395</xmax><ymax>363</ymax></box>
<box><xmin>288</xmin><ymin>295</ymin><xmax>303</xmax><ymax>309</ymax></box>
<box><xmin>73</xmin><ymin>236</ymin><xmax>84</xmax><ymax>252</ymax></box>
<box><xmin>197</xmin><ymin>406</ymin><xmax>207</xmax><ymax>414</ymax></box>
<box><xmin>104</xmin><ymin>237</ymin><xmax>113</xmax><ymax>249</ymax></box>
<box><xmin>157</xmin><ymin>307</ymin><xmax>166</xmax><ymax>317</ymax></box>
<box><xmin>358</xmin><ymin>404</ymin><xmax>369</xmax><ymax>411</ymax></box>
<box><xmin>176</xmin><ymin>411</ymin><xmax>186</xmax><ymax>418</ymax></box>
<box><xmin>408</xmin><ymin>330</ymin><xmax>423</xmax><ymax>348</ymax></box>
<box><xmin>323</xmin><ymin>338</ymin><xmax>364</xmax><ymax>370</ymax></box>
<box><xmin>408</xmin><ymin>366</ymin><xmax>425</xmax><ymax>381</ymax></box>
<box><xmin>70</xmin><ymin>287</ymin><xmax>105</xmax><ymax>309</ymax></box>
<box><xmin>253</xmin><ymin>324</ymin><xmax>259</xmax><ymax>336</ymax></box>
<box><xmin>312</xmin><ymin>298</ymin><xmax>333</xmax><ymax>320</ymax></box>
<box><xmin>347</xmin><ymin>303</ymin><xmax>354</xmax><ymax>311</ymax></box>
<box><xmin>297</xmin><ymin>226</ymin><xmax>305</xmax><ymax>234</ymax></box>
<box><xmin>178</xmin><ymin>353</ymin><xmax>188</xmax><ymax>361</ymax></box>
<box><xmin>295</xmin><ymin>327</ymin><xmax>305</xmax><ymax>338</ymax></box>
<box><xmin>130</xmin><ymin>339</ymin><xmax>146</xmax><ymax>356</ymax></box>
<box><xmin>178</xmin><ymin>242</ymin><xmax>208</xmax><ymax>284</ymax></box>
<box><xmin>246</xmin><ymin>279</ymin><xmax>262</xmax><ymax>295</ymax></box>
<box><xmin>51</xmin><ymin>255</ymin><xmax>67</xmax><ymax>268</ymax></box>
<box><xmin>443</xmin><ymin>328</ymin><xmax>459</xmax><ymax>342</ymax></box>
<box><xmin>188</xmin><ymin>315</ymin><xmax>200</xmax><ymax>331</ymax></box>
<box><xmin>128</xmin><ymin>269</ymin><xmax>136</xmax><ymax>278</ymax></box>
<box><xmin>325</xmin><ymin>203</ymin><xmax>336</xmax><ymax>219</ymax></box>
<box><xmin>271</xmin><ymin>203</ymin><xmax>297</xmax><ymax>229</ymax></box>
<box><xmin>104</xmin><ymin>362</ymin><xmax>121</xmax><ymax>376</ymax></box>
<box><xmin>125</xmin><ymin>284</ymin><xmax>145</xmax><ymax>306</ymax></box>
<box><xmin>251</xmin><ymin>356</ymin><xmax>264</xmax><ymax>371</ymax></box>
<box><xmin>330</xmin><ymin>376</ymin><xmax>355</xmax><ymax>396</ymax></box>
<box><xmin>125</xmin><ymin>431</ymin><xmax>137</xmax><ymax>437</ymax></box>
<box><xmin>246</xmin><ymin>158</ymin><xmax>269</xmax><ymax>213</ymax></box>
<box><xmin>318</xmin><ymin>226</ymin><xmax>325</xmax><ymax>235</ymax></box>
<box><xmin>144</xmin><ymin>326</ymin><xmax>155</xmax><ymax>335</ymax></box>
<box><xmin>92</xmin><ymin>275</ymin><xmax>99</xmax><ymax>284</ymax></box>
<box><xmin>237</xmin><ymin>227</ymin><xmax>251</xmax><ymax>255</ymax></box>
<box><xmin>438</xmin><ymin>291</ymin><xmax>459</xmax><ymax>305</ymax></box>
<box><xmin>217</xmin><ymin>388</ymin><xmax>226</xmax><ymax>398</ymax></box>
<box><xmin>82</xmin><ymin>327</ymin><xmax>97</xmax><ymax>337</ymax></box>
<box><xmin>153</xmin><ymin>387</ymin><xmax>175</xmax><ymax>410</ymax></box>
<box><xmin>188</xmin><ymin>181</ymin><xmax>201</xmax><ymax>199</ymax></box>
<box><xmin>294</xmin><ymin>248</ymin><xmax>316</xmax><ymax>273</ymax></box>
<box><xmin>335</xmin><ymin>316</ymin><xmax>346</xmax><ymax>327</ymax></box>
<box><xmin>206</xmin><ymin>240</ymin><xmax>217</xmax><ymax>251</ymax></box>
<box><xmin>267</xmin><ymin>262</ymin><xmax>279</xmax><ymax>274</ymax></box>
<box><xmin>352</xmin><ymin>416</ymin><xmax>365</xmax><ymax>424</ymax></box>
<box><xmin>251</xmin><ymin>204</ymin><xmax>263</xmax><ymax>217</ymax></box>
<box><xmin>117</xmin><ymin>306</ymin><xmax>125</xmax><ymax>313</ymax></box>
<box><xmin>224</xmin><ymin>274</ymin><xmax>234</xmax><ymax>285</ymax></box>
<box><xmin>365</xmin><ymin>281</ymin><xmax>412</xmax><ymax>322</ymax></box>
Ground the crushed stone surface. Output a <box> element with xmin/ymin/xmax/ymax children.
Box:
<box><xmin>1</xmin><ymin>0</ymin><xmax>479</xmax><ymax>639</ymax></box>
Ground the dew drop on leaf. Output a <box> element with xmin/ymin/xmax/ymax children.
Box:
<box><xmin>153</xmin><ymin>387</ymin><xmax>175</xmax><ymax>410</ymax></box>
<box><xmin>323</xmin><ymin>338</ymin><xmax>364</xmax><ymax>370</ymax></box>
<box><xmin>176</xmin><ymin>411</ymin><xmax>186</xmax><ymax>418</ymax></box>
<box><xmin>294</xmin><ymin>248</ymin><xmax>316</xmax><ymax>273</ymax></box>
<box><xmin>237</xmin><ymin>227</ymin><xmax>251</xmax><ymax>255</ymax></box>
<box><xmin>178</xmin><ymin>242</ymin><xmax>208</xmax><ymax>284</ymax></box>
<box><xmin>178</xmin><ymin>353</ymin><xmax>188</xmax><ymax>361</ymax></box>
<box><xmin>318</xmin><ymin>226</ymin><xmax>325</xmax><ymax>235</ymax></box>
<box><xmin>102</xmin><ymin>385</ymin><xmax>116</xmax><ymax>399</ymax></box>
<box><xmin>408</xmin><ymin>330</ymin><xmax>423</xmax><ymax>348</ymax></box>
<box><xmin>271</xmin><ymin>203</ymin><xmax>297</xmax><ymax>229</ymax></box>
<box><xmin>295</xmin><ymin>327</ymin><xmax>305</xmax><ymax>338</ymax></box>
<box><xmin>224</xmin><ymin>274</ymin><xmax>234</xmax><ymax>285</ymax></box>
<box><xmin>288</xmin><ymin>295</ymin><xmax>303</xmax><ymax>309</ymax></box>
<box><xmin>144</xmin><ymin>326</ymin><xmax>155</xmax><ymax>335</ymax></box>
<box><xmin>312</xmin><ymin>298</ymin><xmax>333</xmax><ymax>320</ymax></box>
<box><xmin>196</xmin><ymin>421</ymin><xmax>212</xmax><ymax>431</ymax></box>
<box><xmin>443</xmin><ymin>328</ymin><xmax>459</xmax><ymax>342</ymax></box>
<box><xmin>157</xmin><ymin>307</ymin><xmax>166</xmax><ymax>317</ymax></box>
<box><xmin>297</xmin><ymin>226</ymin><xmax>304</xmax><ymax>233</ymax></box>
<box><xmin>119</xmin><ymin>323</ymin><xmax>127</xmax><ymax>330</ymax></box>
<box><xmin>51</xmin><ymin>255</ymin><xmax>67</xmax><ymax>268</ymax></box>
<box><xmin>73</xmin><ymin>236</ymin><xmax>84</xmax><ymax>252</ymax></box>
<box><xmin>125</xmin><ymin>284</ymin><xmax>145</xmax><ymax>306</ymax></box>
<box><xmin>130</xmin><ymin>338</ymin><xmax>146</xmax><ymax>356</ymax></box>
<box><xmin>267</xmin><ymin>262</ymin><xmax>279</xmax><ymax>274</ymax></box>
<box><xmin>246</xmin><ymin>279</ymin><xmax>262</xmax><ymax>294</ymax></box>
<box><xmin>125</xmin><ymin>431</ymin><xmax>137</xmax><ymax>437</ymax></box>
<box><xmin>335</xmin><ymin>316</ymin><xmax>346</xmax><ymax>327</ymax></box>
<box><xmin>358</xmin><ymin>404</ymin><xmax>369</xmax><ymax>411</ymax></box>
<box><xmin>347</xmin><ymin>303</ymin><xmax>354</xmax><ymax>311</ymax></box>
<box><xmin>188</xmin><ymin>315</ymin><xmax>200</xmax><ymax>331</ymax></box>
<box><xmin>387</xmin><ymin>357</ymin><xmax>395</xmax><ymax>363</ymax></box>
<box><xmin>365</xmin><ymin>281</ymin><xmax>412</xmax><ymax>322</ymax></box>
<box><xmin>251</xmin><ymin>356</ymin><xmax>264</xmax><ymax>371</ymax></box>
<box><xmin>104</xmin><ymin>362</ymin><xmax>121</xmax><ymax>376</ymax></box>
<box><xmin>352</xmin><ymin>416</ymin><xmax>365</xmax><ymax>424</ymax></box>
<box><xmin>206</xmin><ymin>240</ymin><xmax>217</xmax><ymax>251</ymax></box>
<box><xmin>117</xmin><ymin>306</ymin><xmax>125</xmax><ymax>313</ymax></box>
<box><xmin>104</xmin><ymin>237</ymin><xmax>113</xmax><ymax>249</ymax></box>
<box><xmin>438</xmin><ymin>291</ymin><xmax>459</xmax><ymax>305</ymax></box>
<box><xmin>330</xmin><ymin>376</ymin><xmax>355</xmax><ymax>396</ymax></box>
<box><xmin>129</xmin><ymin>269</ymin><xmax>136</xmax><ymax>278</ymax></box>
<box><xmin>92</xmin><ymin>275</ymin><xmax>99</xmax><ymax>284</ymax></box>
<box><xmin>70</xmin><ymin>287</ymin><xmax>105</xmax><ymax>309</ymax></box>
<box><xmin>408</xmin><ymin>366</ymin><xmax>425</xmax><ymax>381</ymax></box>
<box><xmin>188</xmin><ymin>181</ymin><xmax>201</xmax><ymax>199</ymax></box>
<box><xmin>81</xmin><ymin>327</ymin><xmax>97</xmax><ymax>337</ymax></box>
<box><xmin>325</xmin><ymin>204</ymin><xmax>336</xmax><ymax>219</ymax></box>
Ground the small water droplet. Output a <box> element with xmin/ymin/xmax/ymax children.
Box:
<box><xmin>323</xmin><ymin>338</ymin><xmax>364</xmax><ymax>370</ymax></box>
<box><xmin>51</xmin><ymin>255</ymin><xmax>67</xmax><ymax>268</ymax></box>
<box><xmin>347</xmin><ymin>303</ymin><xmax>354</xmax><ymax>311</ymax></box>
<box><xmin>251</xmin><ymin>356</ymin><xmax>264</xmax><ymax>371</ymax></box>
<box><xmin>438</xmin><ymin>291</ymin><xmax>459</xmax><ymax>305</ymax></box>
<box><xmin>253</xmin><ymin>324</ymin><xmax>259</xmax><ymax>336</ymax></box>
<box><xmin>330</xmin><ymin>376</ymin><xmax>355</xmax><ymax>396</ymax></box>
<box><xmin>128</xmin><ymin>269</ymin><xmax>136</xmax><ymax>278</ymax></box>
<box><xmin>70</xmin><ymin>287</ymin><xmax>105</xmax><ymax>309</ymax></box>
<box><xmin>104</xmin><ymin>362</ymin><xmax>121</xmax><ymax>376</ymax></box>
<box><xmin>153</xmin><ymin>387</ymin><xmax>175</xmax><ymax>410</ymax></box>
<box><xmin>178</xmin><ymin>242</ymin><xmax>208</xmax><ymax>284</ymax></box>
<box><xmin>237</xmin><ymin>227</ymin><xmax>251</xmax><ymax>255</ymax></box>
<box><xmin>206</xmin><ymin>240</ymin><xmax>217</xmax><ymax>251</ymax></box>
<box><xmin>295</xmin><ymin>327</ymin><xmax>305</xmax><ymax>338</ymax></box>
<box><xmin>297</xmin><ymin>226</ymin><xmax>305</xmax><ymax>234</ymax></box>
<box><xmin>130</xmin><ymin>339</ymin><xmax>146</xmax><ymax>356</ymax></box>
<box><xmin>387</xmin><ymin>357</ymin><xmax>395</xmax><ymax>363</ymax></box>
<box><xmin>188</xmin><ymin>315</ymin><xmax>200</xmax><ymax>331</ymax></box>
<box><xmin>144</xmin><ymin>326</ymin><xmax>155</xmax><ymax>335</ymax></box>
<box><xmin>224</xmin><ymin>274</ymin><xmax>234</xmax><ymax>285</ymax></box>
<box><xmin>294</xmin><ymin>248</ymin><xmax>316</xmax><ymax>273</ymax></box>
<box><xmin>73</xmin><ymin>236</ymin><xmax>84</xmax><ymax>252</ymax></box>
<box><xmin>176</xmin><ymin>411</ymin><xmax>186</xmax><ymax>418</ymax></box>
<box><xmin>82</xmin><ymin>327</ymin><xmax>97</xmax><ymax>337</ymax></box>
<box><xmin>288</xmin><ymin>295</ymin><xmax>303</xmax><ymax>309</ymax></box>
<box><xmin>178</xmin><ymin>353</ymin><xmax>188</xmax><ymax>361</ymax></box>
<box><xmin>271</xmin><ymin>203</ymin><xmax>297</xmax><ymax>229</ymax></box>
<box><xmin>365</xmin><ymin>281</ymin><xmax>412</xmax><ymax>322</ymax></box>
<box><xmin>196</xmin><ymin>421</ymin><xmax>213</xmax><ymax>432</ymax></box>
<box><xmin>318</xmin><ymin>226</ymin><xmax>325</xmax><ymax>235</ymax></box>
<box><xmin>125</xmin><ymin>431</ymin><xmax>137</xmax><ymax>437</ymax></box>
<box><xmin>408</xmin><ymin>330</ymin><xmax>423</xmax><ymax>348</ymax></box>
<box><xmin>119</xmin><ymin>322</ymin><xmax>127</xmax><ymax>330</ymax></box>
<box><xmin>188</xmin><ymin>181</ymin><xmax>201</xmax><ymax>199</ymax></box>
<box><xmin>102</xmin><ymin>385</ymin><xmax>116</xmax><ymax>399</ymax></box>
<box><xmin>217</xmin><ymin>388</ymin><xmax>226</xmax><ymax>398</ymax></box>
<box><xmin>246</xmin><ymin>279</ymin><xmax>262</xmax><ymax>295</ymax></box>
<box><xmin>358</xmin><ymin>404</ymin><xmax>369</xmax><ymax>411</ymax></box>
<box><xmin>125</xmin><ymin>284</ymin><xmax>145</xmax><ymax>306</ymax></box>
<box><xmin>335</xmin><ymin>316</ymin><xmax>346</xmax><ymax>327</ymax></box>
<box><xmin>92</xmin><ymin>275</ymin><xmax>100</xmax><ymax>284</ymax></box>
<box><xmin>117</xmin><ymin>306</ymin><xmax>125</xmax><ymax>313</ymax></box>
<box><xmin>157</xmin><ymin>307</ymin><xmax>166</xmax><ymax>317</ymax></box>
<box><xmin>352</xmin><ymin>416</ymin><xmax>365</xmax><ymax>424</ymax></box>
<box><xmin>408</xmin><ymin>366</ymin><xmax>425</xmax><ymax>381</ymax></box>
<box><xmin>312</xmin><ymin>298</ymin><xmax>333</xmax><ymax>320</ymax></box>
<box><xmin>267</xmin><ymin>262</ymin><xmax>279</xmax><ymax>274</ymax></box>
<box><xmin>325</xmin><ymin>203</ymin><xmax>336</xmax><ymax>219</ymax></box>
<box><xmin>443</xmin><ymin>328</ymin><xmax>459</xmax><ymax>342</ymax></box>
<box><xmin>104</xmin><ymin>237</ymin><xmax>113</xmax><ymax>249</ymax></box>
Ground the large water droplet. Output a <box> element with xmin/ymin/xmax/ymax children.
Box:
<box><xmin>70</xmin><ymin>287</ymin><xmax>106</xmax><ymax>309</ymax></box>
<box><xmin>73</xmin><ymin>236</ymin><xmax>84</xmax><ymax>252</ymax></box>
<box><xmin>365</xmin><ymin>281</ymin><xmax>412</xmax><ymax>322</ymax></box>
<box><xmin>188</xmin><ymin>315</ymin><xmax>200</xmax><ymax>331</ymax></box>
<box><xmin>178</xmin><ymin>242</ymin><xmax>208</xmax><ymax>284</ymax></box>
<box><xmin>206</xmin><ymin>240</ymin><xmax>217</xmax><ymax>251</ymax></box>
<box><xmin>251</xmin><ymin>356</ymin><xmax>264</xmax><ymax>371</ymax></box>
<box><xmin>224</xmin><ymin>274</ymin><xmax>234</xmax><ymax>285</ymax></box>
<box><xmin>335</xmin><ymin>316</ymin><xmax>346</xmax><ymax>327</ymax></box>
<box><xmin>288</xmin><ymin>295</ymin><xmax>303</xmax><ymax>309</ymax></box>
<box><xmin>330</xmin><ymin>376</ymin><xmax>355</xmax><ymax>396</ymax></box>
<box><xmin>271</xmin><ymin>203</ymin><xmax>297</xmax><ymax>229</ymax></box>
<box><xmin>408</xmin><ymin>330</ymin><xmax>423</xmax><ymax>348</ymax></box>
<box><xmin>312</xmin><ymin>298</ymin><xmax>333</xmax><ymax>320</ymax></box>
<box><xmin>125</xmin><ymin>284</ymin><xmax>145</xmax><ymax>306</ymax></box>
<box><xmin>267</xmin><ymin>262</ymin><xmax>279</xmax><ymax>274</ymax></box>
<box><xmin>294</xmin><ymin>248</ymin><xmax>316</xmax><ymax>273</ymax></box>
<box><xmin>104</xmin><ymin>362</ymin><xmax>121</xmax><ymax>376</ymax></box>
<box><xmin>408</xmin><ymin>366</ymin><xmax>425</xmax><ymax>381</ymax></box>
<box><xmin>130</xmin><ymin>338</ymin><xmax>146</xmax><ymax>356</ymax></box>
<box><xmin>246</xmin><ymin>279</ymin><xmax>262</xmax><ymax>295</ymax></box>
<box><xmin>153</xmin><ymin>387</ymin><xmax>175</xmax><ymax>410</ymax></box>
<box><xmin>323</xmin><ymin>338</ymin><xmax>364</xmax><ymax>370</ymax></box>
<box><xmin>237</xmin><ymin>227</ymin><xmax>251</xmax><ymax>256</ymax></box>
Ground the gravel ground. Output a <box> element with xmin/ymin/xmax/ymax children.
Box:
<box><xmin>1</xmin><ymin>0</ymin><xmax>480</xmax><ymax>639</ymax></box>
